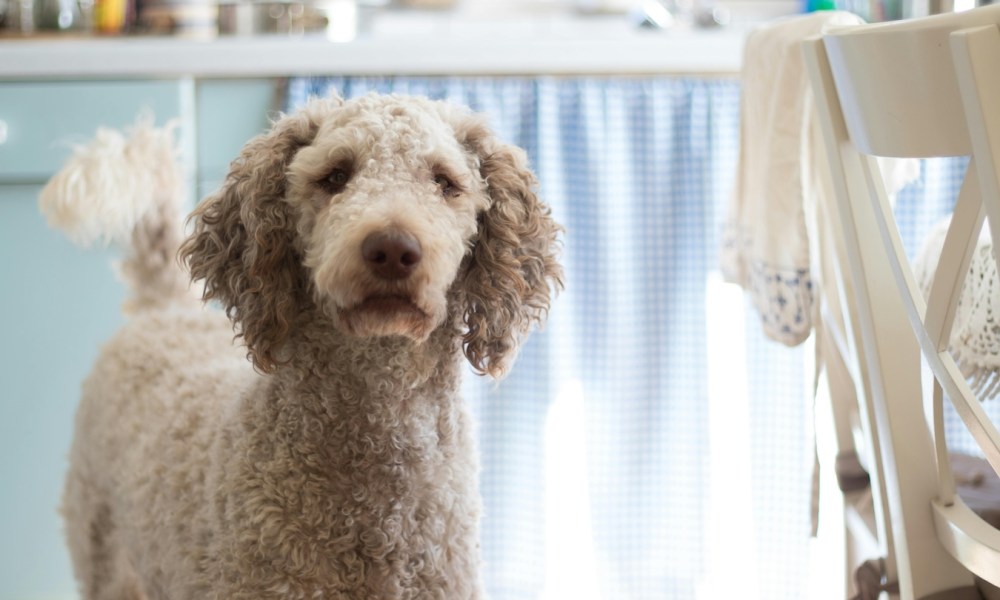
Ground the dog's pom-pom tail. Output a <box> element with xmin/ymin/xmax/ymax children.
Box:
<box><xmin>39</xmin><ymin>117</ymin><xmax>182</xmax><ymax>248</ymax></box>
<box><xmin>39</xmin><ymin>116</ymin><xmax>192</xmax><ymax>312</ymax></box>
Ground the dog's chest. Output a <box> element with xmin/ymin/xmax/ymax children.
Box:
<box><xmin>217</xmin><ymin>390</ymin><xmax>481</xmax><ymax>597</ymax></box>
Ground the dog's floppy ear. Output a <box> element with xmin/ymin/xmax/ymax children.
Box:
<box><xmin>180</xmin><ymin>99</ymin><xmax>329</xmax><ymax>373</ymax></box>
<box><xmin>455</xmin><ymin>119</ymin><xmax>564</xmax><ymax>379</ymax></box>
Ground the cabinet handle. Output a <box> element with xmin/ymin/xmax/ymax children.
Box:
<box><xmin>0</xmin><ymin>120</ymin><xmax>7</xmax><ymax>145</ymax></box>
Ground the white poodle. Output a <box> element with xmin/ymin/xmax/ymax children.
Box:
<box><xmin>41</xmin><ymin>93</ymin><xmax>562</xmax><ymax>599</ymax></box>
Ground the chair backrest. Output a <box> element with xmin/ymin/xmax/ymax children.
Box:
<box><xmin>803</xmin><ymin>5</ymin><xmax>1000</xmax><ymax>598</ymax></box>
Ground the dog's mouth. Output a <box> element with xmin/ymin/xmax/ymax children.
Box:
<box><xmin>353</xmin><ymin>294</ymin><xmax>425</xmax><ymax>317</ymax></box>
<box><xmin>336</xmin><ymin>294</ymin><xmax>434</xmax><ymax>340</ymax></box>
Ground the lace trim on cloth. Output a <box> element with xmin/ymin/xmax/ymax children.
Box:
<box><xmin>721</xmin><ymin>221</ymin><xmax>815</xmax><ymax>347</ymax></box>
<box><xmin>915</xmin><ymin>218</ymin><xmax>1000</xmax><ymax>400</ymax></box>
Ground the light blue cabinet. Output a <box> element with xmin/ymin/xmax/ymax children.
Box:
<box><xmin>0</xmin><ymin>184</ymin><xmax>125</xmax><ymax>600</ymax></box>
<box><xmin>0</xmin><ymin>78</ymin><xmax>275</xmax><ymax>600</ymax></box>
<box><xmin>197</xmin><ymin>79</ymin><xmax>279</xmax><ymax>200</ymax></box>
<box><xmin>0</xmin><ymin>81</ymin><xmax>189</xmax><ymax>182</ymax></box>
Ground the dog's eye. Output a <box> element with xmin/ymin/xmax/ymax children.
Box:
<box><xmin>434</xmin><ymin>174</ymin><xmax>458</xmax><ymax>198</ymax></box>
<box><xmin>322</xmin><ymin>168</ymin><xmax>352</xmax><ymax>194</ymax></box>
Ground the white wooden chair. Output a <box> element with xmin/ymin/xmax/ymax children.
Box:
<box><xmin>803</xmin><ymin>5</ymin><xmax>1000</xmax><ymax>598</ymax></box>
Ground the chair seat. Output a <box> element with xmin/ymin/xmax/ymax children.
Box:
<box><xmin>836</xmin><ymin>450</ymin><xmax>1000</xmax><ymax>524</ymax></box>
<box><xmin>952</xmin><ymin>452</ymin><xmax>1000</xmax><ymax>530</ymax></box>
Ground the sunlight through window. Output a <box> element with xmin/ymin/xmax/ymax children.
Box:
<box><xmin>698</xmin><ymin>274</ymin><xmax>760</xmax><ymax>600</ymax></box>
<box><xmin>541</xmin><ymin>379</ymin><xmax>602</xmax><ymax>600</ymax></box>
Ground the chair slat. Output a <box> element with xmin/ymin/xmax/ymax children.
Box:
<box><xmin>924</xmin><ymin>161</ymin><xmax>985</xmax><ymax>353</ymax></box>
<box><xmin>952</xmin><ymin>25</ymin><xmax>1000</xmax><ymax>256</ymax></box>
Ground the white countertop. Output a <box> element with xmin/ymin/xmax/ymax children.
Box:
<box><xmin>0</xmin><ymin>12</ymin><xmax>755</xmax><ymax>79</ymax></box>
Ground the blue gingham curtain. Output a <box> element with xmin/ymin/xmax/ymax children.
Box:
<box><xmin>286</xmin><ymin>77</ymin><xmax>811</xmax><ymax>599</ymax></box>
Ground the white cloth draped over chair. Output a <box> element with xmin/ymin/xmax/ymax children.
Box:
<box><xmin>721</xmin><ymin>11</ymin><xmax>920</xmax><ymax>347</ymax></box>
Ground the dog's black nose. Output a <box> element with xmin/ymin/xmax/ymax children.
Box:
<box><xmin>362</xmin><ymin>230</ymin><xmax>423</xmax><ymax>280</ymax></box>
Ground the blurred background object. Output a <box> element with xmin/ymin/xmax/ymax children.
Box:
<box><xmin>217</xmin><ymin>0</ymin><xmax>365</xmax><ymax>39</ymax></box>
<box><xmin>93</xmin><ymin>0</ymin><xmax>131</xmax><ymax>33</ymax></box>
<box><xmin>35</xmin><ymin>0</ymin><xmax>84</xmax><ymax>29</ymax></box>
<box><xmin>576</xmin><ymin>0</ymin><xmax>638</xmax><ymax>13</ymax></box>
<box><xmin>6</xmin><ymin>0</ymin><xmax>38</xmax><ymax>32</ymax></box>
<box><xmin>137</xmin><ymin>0</ymin><xmax>216</xmax><ymax>36</ymax></box>
<box><xmin>218</xmin><ymin>0</ymin><xmax>325</xmax><ymax>35</ymax></box>
<box><xmin>395</xmin><ymin>0</ymin><xmax>456</xmax><ymax>8</ymax></box>
<box><xmin>632</xmin><ymin>0</ymin><xmax>676</xmax><ymax>27</ymax></box>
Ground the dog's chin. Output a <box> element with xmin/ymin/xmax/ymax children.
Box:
<box><xmin>336</xmin><ymin>295</ymin><xmax>437</xmax><ymax>341</ymax></box>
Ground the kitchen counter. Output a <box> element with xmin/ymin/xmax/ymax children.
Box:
<box><xmin>0</xmin><ymin>13</ymin><xmax>754</xmax><ymax>78</ymax></box>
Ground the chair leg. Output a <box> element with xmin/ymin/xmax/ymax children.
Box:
<box><xmin>850</xmin><ymin>558</ymin><xmax>899</xmax><ymax>600</ymax></box>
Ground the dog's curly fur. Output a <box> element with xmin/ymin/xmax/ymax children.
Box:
<box><xmin>50</xmin><ymin>93</ymin><xmax>562</xmax><ymax>599</ymax></box>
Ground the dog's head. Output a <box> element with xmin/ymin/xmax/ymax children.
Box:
<box><xmin>180</xmin><ymin>93</ymin><xmax>562</xmax><ymax>378</ymax></box>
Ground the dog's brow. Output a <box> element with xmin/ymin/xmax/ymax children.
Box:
<box><xmin>314</xmin><ymin>144</ymin><xmax>355</xmax><ymax>172</ymax></box>
<box><xmin>428</xmin><ymin>143</ymin><xmax>473</xmax><ymax>174</ymax></box>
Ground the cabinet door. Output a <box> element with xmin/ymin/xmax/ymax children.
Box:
<box><xmin>0</xmin><ymin>80</ymin><xmax>187</xmax><ymax>183</ymax></box>
<box><xmin>196</xmin><ymin>79</ymin><xmax>278</xmax><ymax>200</ymax></box>
<box><xmin>0</xmin><ymin>80</ymin><xmax>186</xmax><ymax>600</ymax></box>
